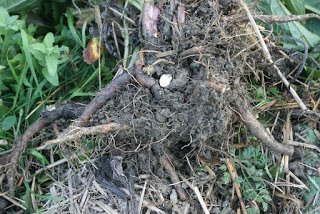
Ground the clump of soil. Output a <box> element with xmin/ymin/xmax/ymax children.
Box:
<box><xmin>41</xmin><ymin>1</ymin><xmax>253</xmax><ymax>212</ymax></box>
<box><xmin>40</xmin><ymin>0</ymin><xmax>255</xmax><ymax>213</ymax></box>
<box><xmin>91</xmin><ymin>1</ymin><xmax>248</xmax><ymax>151</ymax></box>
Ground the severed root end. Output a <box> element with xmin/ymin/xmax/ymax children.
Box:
<box><xmin>233</xmin><ymin>97</ymin><xmax>294</xmax><ymax>156</ymax></box>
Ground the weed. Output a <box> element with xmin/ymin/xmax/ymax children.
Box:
<box><xmin>219</xmin><ymin>146</ymin><xmax>273</xmax><ymax>212</ymax></box>
<box><xmin>0</xmin><ymin>6</ymin><xmax>116</xmax><ymax>147</ymax></box>
<box><xmin>0</xmin><ymin>7</ymin><xmax>67</xmax><ymax>145</ymax></box>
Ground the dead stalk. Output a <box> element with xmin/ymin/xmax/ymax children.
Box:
<box><xmin>179</xmin><ymin>174</ymin><xmax>210</xmax><ymax>214</ymax></box>
<box><xmin>238</xmin><ymin>0</ymin><xmax>308</xmax><ymax>112</ymax></box>
<box><xmin>226</xmin><ymin>158</ymin><xmax>247</xmax><ymax>214</ymax></box>
<box><xmin>234</xmin><ymin>13</ymin><xmax>320</xmax><ymax>23</ymax></box>
<box><xmin>160</xmin><ymin>156</ymin><xmax>187</xmax><ymax>200</ymax></box>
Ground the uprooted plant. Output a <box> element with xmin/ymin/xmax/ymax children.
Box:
<box><xmin>1</xmin><ymin>0</ymin><xmax>319</xmax><ymax>213</ymax></box>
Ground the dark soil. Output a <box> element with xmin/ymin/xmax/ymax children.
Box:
<box><xmin>84</xmin><ymin>1</ymin><xmax>252</xmax><ymax>213</ymax></box>
<box><xmin>91</xmin><ymin>1</ymin><xmax>246</xmax><ymax>148</ymax></box>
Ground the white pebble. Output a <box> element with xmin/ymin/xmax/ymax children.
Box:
<box><xmin>159</xmin><ymin>74</ymin><xmax>173</xmax><ymax>87</ymax></box>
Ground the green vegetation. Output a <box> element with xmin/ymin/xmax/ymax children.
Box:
<box><xmin>248</xmin><ymin>2</ymin><xmax>320</xmax><ymax>211</ymax></box>
<box><xmin>219</xmin><ymin>146</ymin><xmax>273</xmax><ymax>213</ymax></box>
<box><xmin>248</xmin><ymin>0</ymin><xmax>320</xmax><ymax>81</ymax></box>
<box><xmin>0</xmin><ymin>3</ymin><xmax>115</xmax><ymax>147</ymax></box>
<box><xmin>250</xmin><ymin>0</ymin><xmax>320</xmax><ymax>47</ymax></box>
<box><xmin>0</xmin><ymin>1</ymin><xmax>117</xmax><ymax>211</ymax></box>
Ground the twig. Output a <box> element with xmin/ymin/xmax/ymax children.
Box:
<box><xmin>112</xmin><ymin>22</ymin><xmax>121</xmax><ymax>59</ymax></box>
<box><xmin>155</xmin><ymin>50</ymin><xmax>177</xmax><ymax>58</ymax></box>
<box><xmin>291</xmin><ymin>141</ymin><xmax>320</xmax><ymax>152</ymax></box>
<box><xmin>179</xmin><ymin>46</ymin><xmax>206</xmax><ymax>58</ymax></box>
<box><xmin>225</xmin><ymin>158</ymin><xmax>247</xmax><ymax>214</ymax></box>
<box><xmin>160</xmin><ymin>156</ymin><xmax>187</xmax><ymax>200</ymax></box>
<box><xmin>80</xmin><ymin>175</ymin><xmax>93</xmax><ymax>209</ymax></box>
<box><xmin>179</xmin><ymin>174</ymin><xmax>210</xmax><ymax>214</ymax></box>
<box><xmin>140</xmin><ymin>200</ymin><xmax>166</xmax><ymax>214</ymax></box>
<box><xmin>279</xmin><ymin>36</ymin><xmax>308</xmax><ymax>82</ymax></box>
<box><xmin>235</xmin><ymin>13</ymin><xmax>320</xmax><ymax>23</ymax></box>
<box><xmin>67</xmin><ymin>169</ymin><xmax>75</xmax><ymax>214</ymax></box>
<box><xmin>95</xmin><ymin>201</ymin><xmax>119</xmax><ymax>214</ymax></box>
<box><xmin>31</xmin><ymin>177</ymin><xmax>36</xmax><ymax>211</ymax></box>
<box><xmin>233</xmin><ymin>97</ymin><xmax>294</xmax><ymax>155</ymax></box>
<box><xmin>282</xmin><ymin>111</ymin><xmax>292</xmax><ymax>194</ymax></box>
<box><xmin>108</xmin><ymin>6</ymin><xmax>136</xmax><ymax>26</ymax></box>
<box><xmin>138</xmin><ymin>181</ymin><xmax>148</xmax><ymax>213</ymax></box>
<box><xmin>288</xmin><ymin>171</ymin><xmax>310</xmax><ymax>191</ymax></box>
<box><xmin>238</xmin><ymin>0</ymin><xmax>308</xmax><ymax>111</ymax></box>
<box><xmin>274</xmin><ymin>192</ymin><xmax>303</xmax><ymax>207</ymax></box>
<box><xmin>0</xmin><ymin>192</ymin><xmax>26</xmax><ymax>210</ymax></box>
<box><xmin>37</xmin><ymin>123</ymin><xmax>129</xmax><ymax>150</ymax></box>
<box><xmin>34</xmin><ymin>157</ymin><xmax>69</xmax><ymax>176</ymax></box>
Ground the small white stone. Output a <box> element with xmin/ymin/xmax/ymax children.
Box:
<box><xmin>159</xmin><ymin>74</ymin><xmax>173</xmax><ymax>87</ymax></box>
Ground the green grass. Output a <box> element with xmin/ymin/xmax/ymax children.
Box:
<box><xmin>0</xmin><ymin>4</ymin><xmax>115</xmax><ymax>150</ymax></box>
<box><xmin>0</xmin><ymin>2</ymin><xmax>119</xmax><ymax>211</ymax></box>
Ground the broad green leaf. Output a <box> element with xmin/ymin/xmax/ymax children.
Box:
<box><xmin>29</xmin><ymin>43</ymin><xmax>46</xmax><ymax>61</ymax></box>
<box><xmin>30</xmin><ymin>43</ymin><xmax>46</xmax><ymax>53</ymax></box>
<box><xmin>45</xmin><ymin>54</ymin><xmax>58</xmax><ymax>76</ymax></box>
<box><xmin>0</xmin><ymin>100</ymin><xmax>8</xmax><ymax>118</ymax></box>
<box><xmin>2</xmin><ymin>115</ymin><xmax>16</xmax><ymax>131</ymax></box>
<box><xmin>42</xmin><ymin>68</ymin><xmax>58</xmax><ymax>86</ymax></box>
<box><xmin>270</xmin><ymin>0</ymin><xmax>320</xmax><ymax>48</ymax></box>
<box><xmin>0</xmin><ymin>7</ymin><xmax>10</xmax><ymax>25</ymax></box>
<box><xmin>283</xmin><ymin>0</ymin><xmax>305</xmax><ymax>15</ymax></box>
<box><xmin>305</xmin><ymin>0</ymin><xmax>320</xmax><ymax>15</ymax></box>
<box><xmin>30</xmin><ymin>149</ymin><xmax>49</xmax><ymax>166</ymax></box>
<box><xmin>57</xmin><ymin>46</ymin><xmax>69</xmax><ymax>63</ymax></box>
<box><xmin>51</xmin><ymin>45</ymin><xmax>62</xmax><ymax>55</ymax></box>
<box><xmin>0</xmin><ymin>0</ymin><xmax>40</xmax><ymax>12</ymax></box>
<box><xmin>305</xmin><ymin>18</ymin><xmax>320</xmax><ymax>37</ymax></box>
<box><xmin>0</xmin><ymin>7</ymin><xmax>19</xmax><ymax>32</ymax></box>
<box><xmin>43</xmin><ymin>32</ymin><xmax>54</xmax><ymax>48</ymax></box>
